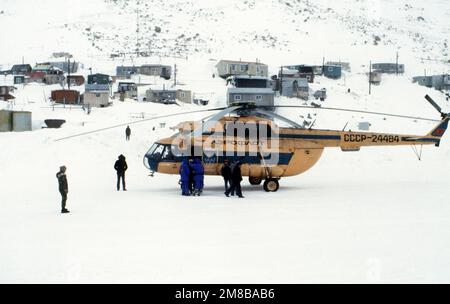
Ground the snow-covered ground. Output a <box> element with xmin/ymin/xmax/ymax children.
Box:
<box><xmin>1</xmin><ymin>0</ymin><xmax>450</xmax><ymax>283</ymax></box>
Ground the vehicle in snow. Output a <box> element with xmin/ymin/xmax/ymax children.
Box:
<box><xmin>142</xmin><ymin>95</ymin><xmax>450</xmax><ymax>192</ymax></box>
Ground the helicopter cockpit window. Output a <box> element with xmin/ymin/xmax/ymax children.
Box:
<box><xmin>161</xmin><ymin>145</ymin><xmax>175</xmax><ymax>161</ymax></box>
<box><xmin>149</xmin><ymin>144</ymin><xmax>165</xmax><ymax>160</ymax></box>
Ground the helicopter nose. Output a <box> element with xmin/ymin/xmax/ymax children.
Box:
<box><xmin>145</xmin><ymin>156</ymin><xmax>160</xmax><ymax>172</ymax></box>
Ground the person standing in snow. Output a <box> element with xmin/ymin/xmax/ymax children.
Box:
<box><xmin>56</xmin><ymin>166</ymin><xmax>70</xmax><ymax>214</ymax></box>
<box><xmin>125</xmin><ymin>126</ymin><xmax>131</xmax><ymax>141</ymax></box>
<box><xmin>225</xmin><ymin>161</ymin><xmax>244</xmax><ymax>198</ymax></box>
<box><xmin>192</xmin><ymin>158</ymin><xmax>205</xmax><ymax>196</ymax></box>
<box><xmin>221</xmin><ymin>159</ymin><xmax>232</xmax><ymax>194</ymax></box>
<box><xmin>179</xmin><ymin>159</ymin><xmax>192</xmax><ymax>196</ymax></box>
<box><xmin>114</xmin><ymin>154</ymin><xmax>128</xmax><ymax>191</ymax></box>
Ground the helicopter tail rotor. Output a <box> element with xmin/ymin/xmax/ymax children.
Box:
<box><xmin>425</xmin><ymin>95</ymin><xmax>449</xmax><ymax>119</ymax></box>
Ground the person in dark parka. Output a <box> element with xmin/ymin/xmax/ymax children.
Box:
<box><xmin>192</xmin><ymin>158</ymin><xmax>205</xmax><ymax>196</ymax></box>
<box><xmin>225</xmin><ymin>161</ymin><xmax>244</xmax><ymax>198</ymax></box>
<box><xmin>179</xmin><ymin>159</ymin><xmax>192</xmax><ymax>196</ymax></box>
<box><xmin>114</xmin><ymin>154</ymin><xmax>128</xmax><ymax>191</ymax></box>
<box><xmin>56</xmin><ymin>166</ymin><xmax>70</xmax><ymax>213</ymax></box>
<box><xmin>125</xmin><ymin>126</ymin><xmax>131</xmax><ymax>141</ymax></box>
<box><xmin>221</xmin><ymin>159</ymin><xmax>232</xmax><ymax>194</ymax></box>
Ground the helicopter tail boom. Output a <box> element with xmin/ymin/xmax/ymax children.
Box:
<box><xmin>427</xmin><ymin>117</ymin><xmax>450</xmax><ymax>140</ymax></box>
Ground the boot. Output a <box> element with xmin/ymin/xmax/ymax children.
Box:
<box><xmin>61</xmin><ymin>209</ymin><xmax>70</xmax><ymax>214</ymax></box>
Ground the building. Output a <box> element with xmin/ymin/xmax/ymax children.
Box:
<box><xmin>86</xmin><ymin>73</ymin><xmax>111</xmax><ymax>91</ymax></box>
<box><xmin>26</xmin><ymin>71</ymin><xmax>46</xmax><ymax>84</ymax></box>
<box><xmin>326</xmin><ymin>61</ymin><xmax>351</xmax><ymax>72</ymax></box>
<box><xmin>412</xmin><ymin>76</ymin><xmax>433</xmax><ymax>88</ymax></box>
<box><xmin>66</xmin><ymin>75</ymin><xmax>85</xmax><ymax>86</ymax></box>
<box><xmin>0</xmin><ymin>110</ymin><xmax>13</xmax><ymax>132</ymax></box>
<box><xmin>145</xmin><ymin>88</ymin><xmax>192</xmax><ymax>104</ymax></box>
<box><xmin>227</xmin><ymin>87</ymin><xmax>275</xmax><ymax>107</ymax></box>
<box><xmin>51</xmin><ymin>90</ymin><xmax>81</xmax><ymax>105</ymax></box>
<box><xmin>372</xmin><ymin>63</ymin><xmax>405</xmax><ymax>74</ymax></box>
<box><xmin>0</xmin><ymin>86</ymin><xmax>15</xmax><ymax>101</ymax></box>
<box><xmin>369</xmin><ymin>72</ymin><xmax>382</xmax><ymax>85</ymax></box>
<box><xmin>33</xmin><ymin>63</ymin><xmax>54</xmax><ymax>73</ymax></box>
<box><xmin>216</xmin><ymin>60</ymin><xmax>269</xmax><ymax>79</ymax></box>
<box><xmin>84</xmin><ymin>73</ymin><xmax>111</xmax><ymax>107</ymax></box>
<box><xmin>84</xmin><ymin>91</ymin><xmax>110</xmax><ymax>107</ymax></box>
<box><xmin>0</xmin><ymin>110</ymin><xmax>32</xmax><ymax>132</ymax></box>
<box><xmin>47</xmin><ymin>61</ymin><xmax>79</xmax><ymax>73</ymax></box>
<box><xmin>282</xmin><ymin>66</ymin><xmax>315</xmax><ymax>83</ymax></box>
<box><xmin>12</xmin><ymin>111</ymin><xmax>32</xmax><ymax>132</ymax></box>
<box><xmin>116</xmin><ymin>66</ymin><xmax>139</xmax><ymax>78</ymax></box>
<box><xmin>281</xmin><ymin>78</ymin><xmax>309</xmax><ymax>100</ymax></box>
<box><xmin>227</xmin><ymin>75</ymin><xmax>272</xmax><ymax>88</ymax></box>
<box><xmin>14</xmin><ymin>76</ymin><xmax>26</xmax><ymax>85</ymax></box>
<box><xmin>431</xmin><ymin>75</ymin><xmax>450</xmax><ymax>90</ymax></box>
<box><xmin>413</xmin><ymin>74</ymin><xmax>450</xmax><ymax>90</ymax></box>
<box><xmin>139</xmin><ymin>65</ymin><xmax>172</xmax><ymax>79</ymax></box>
<box><xmin>323</xmin><ymin>65</ymin><xmax>342</xmax><ymax>79</ymax></box>
<box><xmin>10</xmin><ymin>64</ymin><xmax>32</xmax><ymax>75</ymax></box>
<box><xmin>116</xmin><ymin>82</ymin><xmax>138</xmax><ymax>100</ymax></box>
<box><xmin>31</xmin><ymin>64</ymin><xmax>65</xmax><ymax>84</ymax></box>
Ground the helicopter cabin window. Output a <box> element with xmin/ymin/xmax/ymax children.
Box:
<box><xmin>234</xmin><ymin>95</ymin><xmax>242</xmax><ymax>101</ymax></box>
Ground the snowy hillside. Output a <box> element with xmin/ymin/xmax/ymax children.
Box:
<box><xmin>0</xmin><ymin>0</ymin><xmax>449</xmax><ymax>73</ymax></box>
<box><xmin>1</xmin><ymin>0</ymin><xmax>450</xmax><ymax>283</ymax></box>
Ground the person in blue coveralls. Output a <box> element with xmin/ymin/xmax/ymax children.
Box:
<box><xmin>192</xmin><ymin>158</ymin><xmax>205</xmax><ymax>196</ymax></box>
<box><xmin>179</xmin><ymin>159</ymin><xmax>192</xmax><ymax>196</ymax></box>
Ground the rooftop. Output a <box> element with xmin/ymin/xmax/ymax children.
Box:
<box><xmin>217</xmin><ymin>60</ymin><xmax>267</xmax><ymax>66</ymax></box>
<box><xmin>228</xmin><ymin>87</ymin><xmax>274</xmax><ymax>94</ymax></box>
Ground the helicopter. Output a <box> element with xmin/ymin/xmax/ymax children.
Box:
<box><xmin>142</xmin><ymin>95</ymin><xmax>449</xmax><ymax>192</ymax></box>
<box><xmin>56</xmin><ymin>95</ymin><xmax>449</xmax><ymax>192</ymax></box>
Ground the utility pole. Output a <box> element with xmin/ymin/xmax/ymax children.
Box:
<box><xmin>280</xmin><ymin>66</ymin><xmax>283</xmax><ymax>95</ymax></box>
<box><xmin>369</xmin><ymin>61</ymin><xmax>372</xmax><ymax>95</ymax></box>
<box><xmin>67</xmin><ymin>58</ymin><xmax>71</xmax><ymax>91</ymax></box>
<box><xmin>396</xmin><ymin>51</ymin><xmax>399</xmax><ymax>75</ymax></box>
<box><xmin>322</xmin><ymin>57</ymin><xmax>325</xmax><ymax>75</ymax></box>
<box><xmin>174</xmin><ymin>64</ymin><xmax>177</xmax><ymax>87</ymax></box>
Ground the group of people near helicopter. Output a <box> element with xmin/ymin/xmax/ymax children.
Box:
<box><xmin>179</xmin><ymin>158</ymin><xmax>205</xmax><ymax>196</ymax></box>
<box><xmin>179</xmin><ymin>158</ymin><xmax>244</xmax><ymax>198</ymax></box>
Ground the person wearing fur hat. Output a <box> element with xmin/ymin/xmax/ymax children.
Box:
<box><xmin>56</xmin><ymin>166</ymin><xmax>70</xmax><ymax>213</ymax></box>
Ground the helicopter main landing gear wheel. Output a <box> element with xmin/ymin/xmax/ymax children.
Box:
<box><xmin>263</xmin><ymin>178</ymin><xmax>280</xmax><ymax>192</ymax></box>
<box><xmin>249</xmin><ymin>177</ymin><xmax>263</xmax><ymax>185</ymax></box>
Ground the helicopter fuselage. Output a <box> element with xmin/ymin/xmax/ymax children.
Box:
<box><xmin>144</xmin><ymin>116</ymin><xmax>448</xmax><ymax>191</ymax></box>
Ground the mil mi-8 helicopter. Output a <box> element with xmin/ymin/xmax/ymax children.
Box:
<box><xmin>141</xmin><ymin>95</ymin><xmax>449</xmax><ymax>192</ymax></box>
<box><xmin>57</xmin><ymin>95</ymin><xmax>449</xmax><ymax>192</ymax></box>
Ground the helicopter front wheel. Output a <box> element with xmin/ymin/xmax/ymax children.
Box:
<box><xmin>263</xmin><ymin>178</ymin><xmax>280</xmax><ymax>192</ymax></box>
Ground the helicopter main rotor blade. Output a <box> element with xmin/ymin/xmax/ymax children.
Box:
<box><xmin>192</xmin><ymin>106</ymin><xmax>242</xmax><ymax>137</ymax></box>
<box><xmin>54</xmin><ymin>107</ymin><xmax>227</xmax><ymax>142</ymax></box>
<box><xmin>254</xmin><ymin>108</ymin><xmax>304</xmax><ymax>129</ymax></box>
<box><xmin>271</xmin><ymin>105</ymin><xmax>441</xmax><ymax>122</ymax></box>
